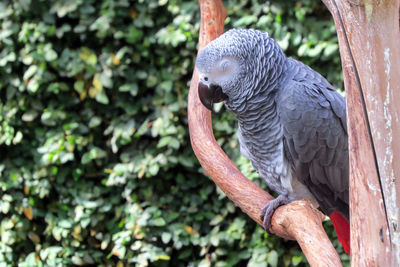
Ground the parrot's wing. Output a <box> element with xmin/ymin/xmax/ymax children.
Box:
<box><xmin>277</xmin><ymin>76</ymin><xmax>349</xmax><ymax>219</ymax></box>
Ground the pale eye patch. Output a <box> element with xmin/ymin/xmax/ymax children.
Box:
<box><xmin>220</xmin><ymin>60</ymin><xmax>229</xmax><ymax>71</ymax></box>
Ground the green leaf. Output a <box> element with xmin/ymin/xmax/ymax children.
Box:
<box><xmin>58</xmin><ymin>220</ymin><xmax>73</xmax><ymax>228</ymax></box>
<box><xmin>161</xmin><ymin>232</ymin><xmax>172</xmax><ymax>244</ymax></box>
<box><xmin>156</xmin><ymin>254</ymin><xmax>170</xmax><ymax>261</ymax></box>
<box><xmin>159</xmin><ymin>80</ymin><xmax>173</xmax><ymax>92</ymax></box>
<box><xmin>12</xmin><ymin>131</ymin><xmax>23</xmax><ymax>144</ymax></box>
<box><xmin>324</xmin><ymin>43</ymin><xmax>339</xmax><ymax>57</ymax></box>
<box><xmin>152</xmin><ymin>218</ymin><xmax>166</xmax><ymax>226</ymax></box>
<box><xmin>126</xmin><ymin>26</ymin><xmax>143</xmax><ymax>44</ymax></box>
<box><xmin>95</xmin><ymin>91</ymin><xmax>109</xmax><ymax>105</ymax></box>
<box><xmin>45</xmin><ymin>48</ymin><xmax>58</xmax><ymax>61</ymax></box>
<box><xmin>292</xmin><ymin>255</ymin><xmax>304</xmax><ymax>266</ymax></box>
<box><xmin>119</xmin><ymin>83</ymin><xmax>138</xmax><ymax>96</ymax></box>
<box><xmin>23</xmin><ymin>65</ymin><xmax>38</xmax><ymax>80</ymax></box>
<box><xmin>209</xmin><ymin>215</ymin><xmax>223</xmax><ymax>226</ymax></box>
<box><xmin>79</xmin><ymin>47</ymin><xmax>97</xmax><ymax>65</ymax></box>
<box><xmin>268</xmin><ymin>250</ymin><xmax>278</xmax><ymax>267</ymax></box>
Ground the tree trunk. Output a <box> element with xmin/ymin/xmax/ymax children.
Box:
<box><xmin>322</xmin><ymin>0</ymin><xmax>400</xmax><ymax>265</ymax></box>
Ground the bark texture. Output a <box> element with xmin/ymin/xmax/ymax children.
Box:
<box><xmin>322</xmin><ymin>0</ymin><xmax>400</xmax><ymax>265</ymax></box>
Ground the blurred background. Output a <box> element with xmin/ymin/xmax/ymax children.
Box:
<box><xmin>0</xmin><ymin>0</ymin><xmax>348</xmax><ymax>266</ymax></box>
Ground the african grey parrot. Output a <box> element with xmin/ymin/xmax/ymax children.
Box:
<box><xmin>195</xmin><ymin>29</ymin><xmax>350</xmax><ymax>253</ymax></box>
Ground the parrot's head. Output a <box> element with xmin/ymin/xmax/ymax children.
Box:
<box><xmin>195</xmin><ymin>28</ymin><xmax>285</xmax><ymax>113</ymax></box>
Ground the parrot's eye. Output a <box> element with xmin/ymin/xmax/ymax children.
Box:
<box><xmin>204</xmin><ymin>77</ymin><xmax>208</xmax><ymax>81</ymax></box>
<box><xmin>220</xmin><ymin>60</ymin><xmax>229</xmax><ymax>71</ymax></box>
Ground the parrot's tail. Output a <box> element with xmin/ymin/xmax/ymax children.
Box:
<box><xmin>329</xmin><ymin>210</ymin><xmax>350</xmax><ymax>254</ymax></box>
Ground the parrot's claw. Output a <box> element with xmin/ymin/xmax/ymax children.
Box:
<box><xmin>260</xmin><ymin>195</ymin><xmax>290</xmax><ymax>235</ymax></box>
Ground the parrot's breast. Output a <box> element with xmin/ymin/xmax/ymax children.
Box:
<box><xmin>237</xmin><ymin>118</ymin><xmax>316</xmax><ymax>203</ymax></box>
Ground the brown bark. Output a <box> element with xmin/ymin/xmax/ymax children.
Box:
<box><xmin>322</xmin><ymin>0</ymin><xmax>400</xmax><ymax>265</ymax></box>
<box><xmin>187</xmin><ymin>0</ymin><xmax>343</xmax><ymax>265</ymax></box>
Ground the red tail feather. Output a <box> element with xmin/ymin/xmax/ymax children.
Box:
<box><xmin>329</xmin><ymin>210</ymin><xmax>350</xmax><ymax>254</ymax></box>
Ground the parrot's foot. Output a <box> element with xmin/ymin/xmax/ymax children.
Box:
<box><xmin>260</xmin><ymin>195</ymin><xmax>290</xmax><ymax>234</ymax></box>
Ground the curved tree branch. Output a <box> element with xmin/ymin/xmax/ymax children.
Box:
<box><xmin>187</xmin><ymin>0</ymin><xmax>342</xmax><ymax>266</ymax></box>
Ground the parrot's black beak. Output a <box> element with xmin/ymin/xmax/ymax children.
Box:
<box><xmin>198</xmin><ymin>82</ymin><xmax>228</xmax><ymax>111</ymax></box>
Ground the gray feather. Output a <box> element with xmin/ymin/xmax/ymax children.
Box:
<box><xmin>277</xmin><ymin>58</ymin><xmax>348</xmax><ymax>217</ymax></box>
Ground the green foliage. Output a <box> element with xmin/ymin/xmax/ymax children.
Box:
<box><xmin>0</xmin><ymin>0</ymin><xmax>348</xmax><ymax>266</ymax></box>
